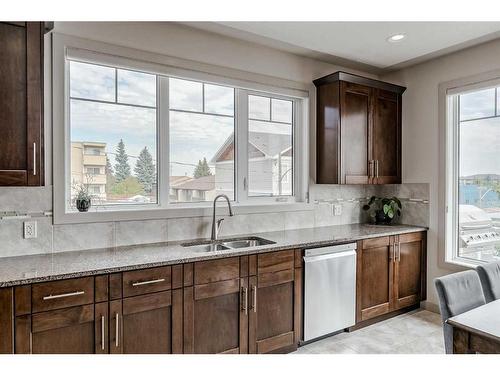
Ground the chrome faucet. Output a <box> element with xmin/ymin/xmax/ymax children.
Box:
<box><xmin>211</xmin><ymin>194</ymin><xmax>234</xmax><ymax>241</ymax></box>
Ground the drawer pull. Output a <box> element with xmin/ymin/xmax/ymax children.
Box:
<box><xmin>132</xmin><ymin>278</ymin><xmax>165</xmax><ymax>287</ymax></box>
<box><xmin>115</xmin><ymin>313</ymin><xmax>120</xmax><ymax>348</ymax></box>
<box><xmin>241</xmin><ymin>287</ymin><xmax>248</xmax><ymax>315</ymax></box>
<box><xmin>101</xmin><ymin>315</ymin><xmax>105</xmax><ymax>351</ymax></box>
<box><xmin>251</xmin><ymin>285</ymin><xmax>257</xmax><ymax>313</ymax></box>
<box><xmin>42</xmin><ymin>290</ymin><xmax>85</xmax><ymax>300</ymax></box>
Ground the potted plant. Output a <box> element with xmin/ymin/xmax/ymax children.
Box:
<box><xmin>362</xmin><ymin>196</ymin><xmax>402</xmax><ymax>225</ymax></box>
<box><xmin>74</xmin><ymin>183</ymin><xmax>92</xmax><ymax>212</ymax></box>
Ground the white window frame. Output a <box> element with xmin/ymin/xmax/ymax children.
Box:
<box><xmin>52</xmin><ymin>33</ymin><xmax>310</xmax><ymax>224</ymax></box>
<box><xmin>440</xmin><ymin>71</ymin><xmax>500</xmax><ymax>268</ymax></box>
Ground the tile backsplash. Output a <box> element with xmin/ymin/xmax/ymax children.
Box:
<box><xmin>0</xmin><ymin>183</ymin><xmax>429</xmax><ymax>258</ymax></box>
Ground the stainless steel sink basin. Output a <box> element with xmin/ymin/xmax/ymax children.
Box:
<box><xmin>184</xmin><ymin>243</ymin><xmax>232</xmax><ymax>252</ymax></box>
<box><xmin>221</xmin><ymin>238</ymin><xmax>273</xmax><ymax>248</ymax></box>
<box><xmin>182</xmin><ymin>236</ymin><xmax>275</xmax><ymax>252</ymax></box>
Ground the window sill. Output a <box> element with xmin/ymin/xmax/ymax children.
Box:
<box><xmin>54</xmin><ymin>201</ymin><xmax>313</xmax><ymax>225</ymax></box>
<box><xmin>443</xmin><ymin>256</ymin><xmax>481</xmax><ymax>271</ymax></box>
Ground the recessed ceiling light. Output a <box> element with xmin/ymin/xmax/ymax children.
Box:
<box><xmin>387</xmin><ymin>34</ymin><xmax>406</xmax><ymax>43</ymax></box>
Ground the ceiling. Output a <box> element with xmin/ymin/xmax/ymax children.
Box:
<box><xmin>182</xmin><ymin>22</ymin><xmax>500</xmax><ymax>73</ymax></box>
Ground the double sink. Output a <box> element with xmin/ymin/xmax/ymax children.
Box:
<box><xmin>182</xmin><ymin>236</ymin><xmax>275</xmax><ymax>252</ymax></box>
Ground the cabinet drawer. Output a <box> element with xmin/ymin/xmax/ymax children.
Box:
<box><xmin>32</xmin><ymin>277</ymin><xmax>94</xmax><ymax>313</ymax></box>
<box><xmin>362</xmin><ymin>236</ymin><xmax>390</xmax><ymax>249</ymax></box>
<box><xmin>257</xmin><ymin>250</ymin><xmax>295</xmax><ymax>275</ymax></box>
<box><xmin>122</xmin><ymin>266</ymin><xmax>172</xmax><ymax>297</ymax></box>
<box><xmin>194</xmin><ymin>257</ymin><xmax>240</xmax><ymax>285</ymax></box>
<box><xmin>398</xmin><ymin>232</ymin><xmax>423</xmax><ymax>244</ymax></box>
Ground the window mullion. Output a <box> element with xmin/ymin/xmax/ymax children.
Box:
<box><xmin>158</xmin><ymin>76</ymin><xmax>170</xmax><ymax>208</ymax></box>
<box><xmin>236</xmin><ymin>89</ymin><xmax>249</xmax><ymax>203</ymax></box>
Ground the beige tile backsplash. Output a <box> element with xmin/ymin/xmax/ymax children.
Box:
<box><xmin>0</xmin><ymin>183</ymin><xmax>429</xmax><ymax>257</ymax></box>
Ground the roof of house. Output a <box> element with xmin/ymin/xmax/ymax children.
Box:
<box><xmin>171</xmin><ymin>175</ymin><xmax>215</xmax><ymax>191</ymax></box>
<box><xmin>211</xmin><ymin>131</ymin><xmax>291</xmax><ymax>163</ymax></box>
<box><xmin>170</xmin><ymin>175</ymin><xmax>193</xmax><ymax>187</ymax></box>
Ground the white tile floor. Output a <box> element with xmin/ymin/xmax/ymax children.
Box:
<box><xmin>296</xmin><ymin>309</ymin><xmax>445</xmax><ymax>354</ymax></box>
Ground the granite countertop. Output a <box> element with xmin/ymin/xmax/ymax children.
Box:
<box><xmin>0</xmin><ymin>223</ymin><xmax>427</xmax><ymax>287</ymax></box>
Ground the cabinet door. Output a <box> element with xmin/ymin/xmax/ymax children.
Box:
<box><xmin>249</xmin><ymin>250</ymin><xmax>297</xmax><ymax>354</ymax></box>
<box><xmin>0</xmin><ymin>288</ymin><xmax>14</xmax><ymax>354</ymax></box>
<box><xmin>340</xmin><ymin>82</ymin><xmax>372</xmax><ymax>184</ymax></box>
<box><xmin>316</xmin><ymin>81</ymin><xmax>341</xmax><ymax>184</ymax></box>
<box><xmin>183</xmin><ymin>278</ymin><xmax>247</xmax><ymax>354</ymax></box>
<box><xmin>29</xmin><ymin>304</ymin><xmax>96</xmax><ymax>354</ymax></box>
<box><xmin>357</xmin><ymin>237</ymin><xmax>395</xmax><ymax>322</ymax></box>
<box><xmin>0</xmin><ymin>22</ymin><xmax>43</xmax><ymax>186</ymax></box>
<box><xmin>372</xmin><ymin>89</ymin><xmax>401</xmax><ymax>184</ymax></box>
<box><xmin>111</xmin><ymin>290</ymin><xmax>179</xmax><ymax>354</ymax></box>
<box><xmin>393</xmin><ymin>232</ymin><xmax>425</xmax><ymax>310</ymax></box>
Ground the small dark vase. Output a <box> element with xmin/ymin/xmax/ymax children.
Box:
<box><xmin>375</xmin><ymin>210</ymin><xmax>392</xmax><ymax>225</ymax></box>
<box><xmin>76</xmin><ymin>198</ymin><xmax>91</xmax><ymax>212</ymax></box>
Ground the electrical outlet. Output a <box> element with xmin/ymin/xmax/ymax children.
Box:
<box><xmin>24</xmin><ymin>221</ymin><xmax>37</xmax><ymax>239</ymax></box>
<box><xmin>333</xmin><ymin>204</ymin><xmax>342</xmax><ymax>216</ymax></box>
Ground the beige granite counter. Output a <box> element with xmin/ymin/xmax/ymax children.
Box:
<box><xmin>0</xmin><ymin>224</ymin><xmax>426</xmax><ymax>287</ymax></box>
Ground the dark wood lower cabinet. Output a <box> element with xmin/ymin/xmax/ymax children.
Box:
<box><xmin>393</xmin><ymin>232</ymin><xmax>426</xmax><ymax>310</ymax></box>
<box><xmin>356</xmin><ymin>232</ymin><xmax>426</xmax><ymax>324</ymax></box>
<box><xmin>0</xmin><ymin>288</ymin><xmax>14</xmax><ymax>353</ymax></box>
<box><xmin>183</xmin><ymin>278</ymin><xmax>248</xmax><ymax>354</ymax></box>
<box><xmin>111</xmin><ymin>290</ymin><xmax>181</xmax><ymax>354</ymax></box>
<box><xmin>1</xmin><ymin>236</ymin><xmax>425</xmax><ymax>354</ymax></box>
<box><xmin>30</xmin><ymin>304</ymin><xmax>96</xmax><ymax>354</ymax></box>
<box><xmin>357</xmin><ymin>236</ymin><xmax>394</xmax><ymax>321</ymax></box>
<box><xmin>249</xmin><ymin>271</ymin><xmax>295</xmax><ymax>353</ymax></box>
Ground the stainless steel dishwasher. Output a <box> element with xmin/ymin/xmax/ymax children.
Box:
<box><xmin>303</xmin><ymin>242</ymin><xmax>357</xmax><ymax>342</ymax></box>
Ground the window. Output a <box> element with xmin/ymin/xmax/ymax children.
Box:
<box><xmin>86</xmin><ymin>167</ymin><xmax>102</xmax><ymax>175</ymax></box>
<box><xmin>57</xmin><ymin>43</ymin><xmax>307</xmax><ymax>221</ymax></box>
<box><xmin>169</xmin><ymin>78</ymin><xmax>235</xmax><ymax>203</ymax></box>
<box><xmin>248</xmin><ymin>95</ymin><xmax>293</xmax><ymax>197</ymax></box>
<box><xmin>446</xmin><ymin>83</ymin><xmax>500</xmax><ymax>264</ymax></box>
<box><xmin>69</xmin><ymin>61</ymin><xmax>158</xmax><ymax>208</ymax></box>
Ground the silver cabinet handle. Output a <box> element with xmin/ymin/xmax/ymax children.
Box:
<box><xmin>132</xmin><ymin>278</ymin><xmax>165</xmax><ymax>287</ymax></box>
<box><xmin>375</xmin><ymin>160</ymin><xmax>379</xmax><ymax>179</ymax></box>
<box><xmin>389</xmin><ymin>243</ymin><xmax>394</xmax><ymax>261</ymax></box>
<box><xmin>33</xmin><ymin>142</ymin><xmax>37</xmax><ymax>176</ymax></box>
<box><xmin>30</xmin><ymin>332</ymin><xmax>33</xmax><ymax>354</ymax></box>
<box><xmin>252</xmin><ymin>286</ymin><xmax>257</xmax><ymax>313</ymax></box>
<box><xmin>368</xmin><ymin>160</ymin><xmax>374</xmax><ymax>180</ymax></box>
<box><xmin>115</xmin><ymin>313</ymin><xmax>120</xmax><ymax>348</ymax></box>
<box><xmin>43</xmin><ymin>290</ymin><xmax>85</xmax><ymax>300</ymax></box>
<box><xmin>101</xmin><ymin>315</ymin><xmax>105</xmax><ymax>351</ymax></box>
<box><xmin>241</xmin><ymin>287</ymin><xmax>248</xmax><ymax>315</ymax></box>
<box><xmin>397</xmin><ymin>242</ymin><xmax>401</xmax><ymax>262</ymax></box>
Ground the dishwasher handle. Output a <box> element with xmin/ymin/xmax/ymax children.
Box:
<box><xmin>303</xmin><ymin>249</ymin><xmax>356</xmax><ymax>263</ymax></box>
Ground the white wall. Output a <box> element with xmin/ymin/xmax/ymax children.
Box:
<box><xmin>381</xmin><ymin>38</ymin><xmax>500</xmax><ymax>307</ymax></box>
<box><xmin>54</xmin><ymin>22</ymin><xmax>374</xmax><ymax>85</ymax></box>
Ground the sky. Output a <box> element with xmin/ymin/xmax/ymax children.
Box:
<box><xmin>459</xmin><ymin>88</ymin><xmax>500</xmax><ymax>177</ymax></box>
<box><xmin>69</xmin><ymin>61</ymin><xmax>293</xmax><ymax>179</ymax></box>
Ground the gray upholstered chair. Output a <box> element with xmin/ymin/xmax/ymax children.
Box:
<box><xmin>434</xmin><ymin>270</ymin><xmax>486</xmax><ymax>354</ymax></box>
<box><xmin>476</xmin><ymin>261</ymin><xmax>500</xmax><ymax>303</ymax></box>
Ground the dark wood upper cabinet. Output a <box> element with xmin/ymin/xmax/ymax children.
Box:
<box><xmin>0</xmin><ymin>22</ymin><xmax>44</xmax><ymax>186</ymax></box>
<box><xmin>314</xmin><ymin>71</ymin><xmax>405</xmax><ymax>185</ymax></box>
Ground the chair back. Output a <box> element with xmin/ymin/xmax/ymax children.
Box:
<box><xmin>434</xmin><ymin>270</ymin><xmax>486</xmax><ymax>353</ymax></box>
<box><xmin>476</xmin><ymin>261</ymin><xmax>500</xmax><ymax>303</ymax></box>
